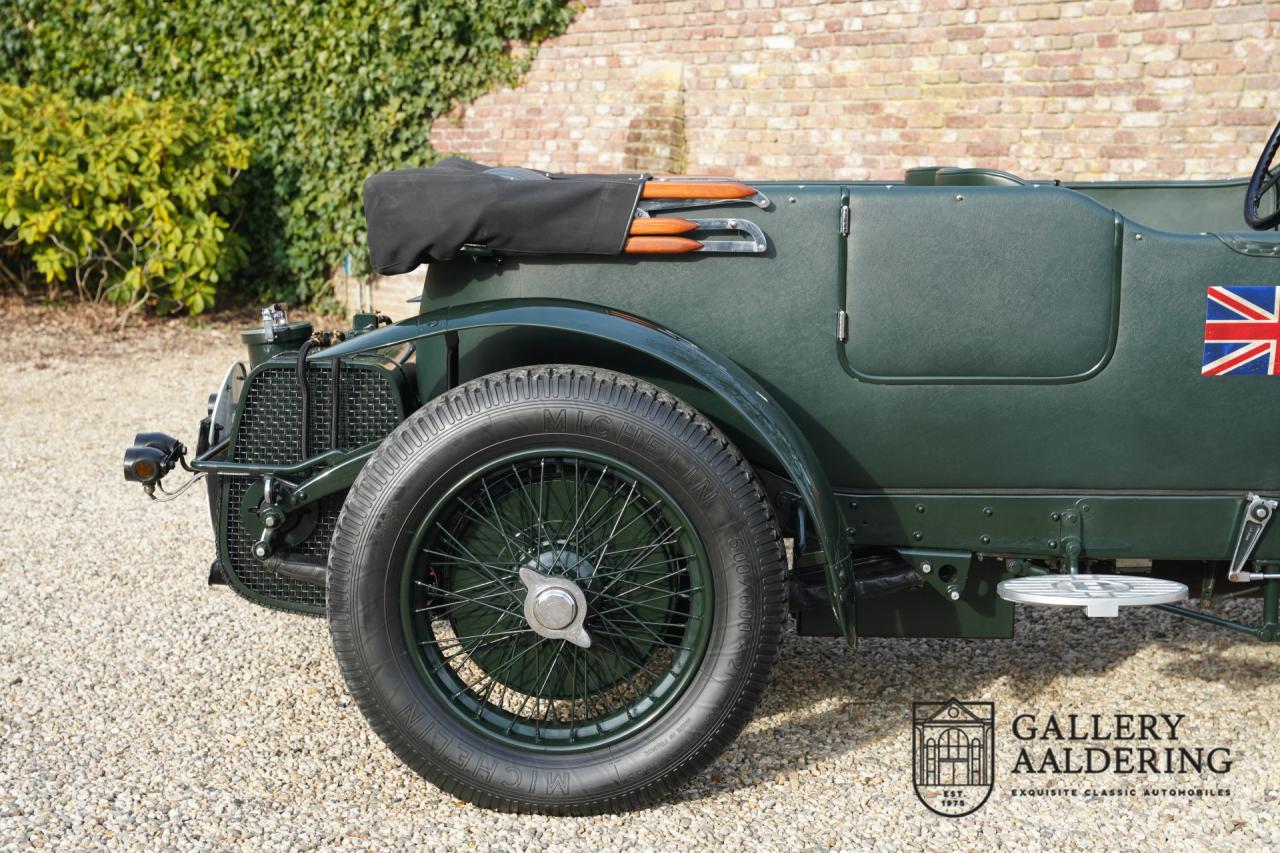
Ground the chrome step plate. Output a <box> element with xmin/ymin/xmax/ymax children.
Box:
<box><xmin>997</xmin><ymin>574</ymin><xmax>1188</xmax><ymax>618</ymax></box>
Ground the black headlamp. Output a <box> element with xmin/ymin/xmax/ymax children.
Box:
<box><xmin>123</xmin><ymin>432</ymin><xmax>186</xmax><ymax>487</ymax></box>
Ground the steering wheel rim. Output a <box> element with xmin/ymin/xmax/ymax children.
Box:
<box><xmin>1244</xmin><ymin>117</ymin><xmax>1280</xmax><ymax>230</ymax></box>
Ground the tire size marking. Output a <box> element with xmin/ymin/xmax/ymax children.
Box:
<box><xmin>542</xmin><ymin>407</ymin><xmax>719</xmax><ymax>506</ymax></box>
<box><xmin>427</xmin><ymin>718</ymin><xmax>575</xmax><ymax>795</ymax></box>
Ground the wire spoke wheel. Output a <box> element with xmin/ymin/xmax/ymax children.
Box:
<box><xmin>329</xmin><ymin>367</ymin><xmax>786</xmax><ymax>812</ymax></box>
<box><xmin>402</xmin><ymin>451</ymin><xmax>713</xmax><ymax>750</ymax></box>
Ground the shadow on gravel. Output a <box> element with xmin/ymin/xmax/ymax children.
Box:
<box><xmin>677</xmin><ymin>599</ymin><xmax>1268</xmax><ymax>801</ymax></box>
<box><xmin>1157</xmin><ymin>647</ymin><xmax>1280</xmax><ymax>687</ymax></box>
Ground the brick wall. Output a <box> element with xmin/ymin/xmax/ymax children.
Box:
<box><xmin>430</xmin><ymin>0</ymin><xmax>1280</xmax><ymax>181</ymax></box>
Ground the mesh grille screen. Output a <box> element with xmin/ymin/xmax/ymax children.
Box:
<box><xmin>235</xmin><ymin>364</ymin><xmax>402</xmax><ymax>463</ymax></box>
<box><xmin>223</xmin><ymin>361</ymin><xmax>402</xmax><ymax>611</ymax></box>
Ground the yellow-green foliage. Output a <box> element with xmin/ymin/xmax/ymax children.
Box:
<box><xmin>0</xmin><ymin>84</ymin><xmax>251</xmax><ymax>314</ymax></box>
<box><xmin>3</xmin><ymin>1</ymin><xmax>578</xmax><ymax>305</ymax></box>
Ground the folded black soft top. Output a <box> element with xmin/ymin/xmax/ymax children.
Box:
<box><xmin>363</xmin><ymin>158</ymin><xmax>644</xmax><ymax>274</ymax></box>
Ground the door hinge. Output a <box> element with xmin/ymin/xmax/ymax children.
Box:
<box><xmin>839</xmin><ymin>203</ymin><xmax>850</xmax><ymax>237</ymax></box>
<box><xmin>836</xmin><ymin>309</ymin><xmax>849</xmax><ymax>343</ymax></box>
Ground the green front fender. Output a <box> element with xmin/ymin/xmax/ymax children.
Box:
<box><xmin>316</xmin><ymin>298</ymin><xmax>856</xmax><ymax>641</ymax></box>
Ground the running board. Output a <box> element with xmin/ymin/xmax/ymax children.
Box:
<box><xmin>997</xmin><ymin>574</ymin><xmax>1188</xmax><ymax>618</ymax></box>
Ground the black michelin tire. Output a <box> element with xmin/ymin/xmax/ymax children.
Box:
<box><xmin>327</xmin><ymin>366</ymin><xmax>787</xmax><ymax>813</ymax></box>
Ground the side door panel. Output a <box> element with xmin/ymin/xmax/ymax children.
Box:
<box><xmin>842</xmin><ymin>186</ymin><xmax>1120</xmax><ymax>383</ymax></box>
<box><xmin>834</xmin><ymin>185</ymin><xmax>1280</xmax><ymax>491</ymax></box>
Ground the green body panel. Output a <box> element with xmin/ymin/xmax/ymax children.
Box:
<box><xmin>413</xmin><ymin>181</ymin><xmax>1280</xmax><ymax>494</ymax></box>
<box><xmin>1068</xmin><ymin>177</ymin><xmax>1277</xmax><ymax>236</ymax></box>
<box><xmin>835</xmin><ymin>194</ymin><xmax>1280</xmax><ymax>491</ymax></box>
<box><xmin>842</xmin><ymin>186</ymin><xmax>1121</xmax><ymax>382</ymax></box>
<box><xmin>204</xmin><ymin>173</ymin><xmax>1280</xmax><ymax>639</ymax></box>
<box><xmin>855</xmin><ymin>551</ymin><xmax>1013</xmax><ymax>639</ymax></box>
<box><xmin>843</xmin><ymin>492</ymin><xmax>1280</xmax><ymax>562</ymax></box>
<box><xmin>370</xmin><ymin>177</ymin><xmax>1280</xmax><ymax>640</ymax></box>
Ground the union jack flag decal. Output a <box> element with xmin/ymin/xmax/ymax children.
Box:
<box><xmin>1202</xmin><ymin>285</ymin><xmax>1280</xmax><ymax>376</ymax></box>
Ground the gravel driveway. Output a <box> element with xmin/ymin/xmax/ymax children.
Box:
<box><xmin>2</xmin><ymin>316</ymin><xmax>1278</xmax><ymax>850</ymax></box>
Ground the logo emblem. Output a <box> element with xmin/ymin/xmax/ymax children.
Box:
<box><xmin>1202</xmin><ymin>285</ymin><xmax>1280</xmax><ymax>375</ymax></box>
<box><xmin>912</xmin><ymin>698</ymin><xmax>995</xmax><ymax>817</ymax></box>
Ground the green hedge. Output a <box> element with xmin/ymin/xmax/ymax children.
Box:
<box><xmin>0</xmin><ymin>84</ymin><xmax>250</xmax><ymax>314</ymax></box>
<box><xmin>2</xmin><ymin>1</ymin><xmax>575</xmax><ymax>306</ymax></box>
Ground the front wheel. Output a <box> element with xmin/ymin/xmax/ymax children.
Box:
<box><xmin>328</xmin><ymin>366</ymin><xmax>787</xmax><ymax>813</ymax></box>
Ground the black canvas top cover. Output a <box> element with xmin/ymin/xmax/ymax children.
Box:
<box><xmin>363</xmin><ymin>158</ymin><xmax>644</xmax><ymax>274</ymax></box>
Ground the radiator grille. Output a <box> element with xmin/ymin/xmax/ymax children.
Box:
<box><xmin>235</xmin><ymin>363</ymin><xmax>402</xmax><ymax>463</ymax></box>
<box><xmin>221</xmin><ymin>360</ymin><xmax>403</xmax><ymax>613</ymax></box>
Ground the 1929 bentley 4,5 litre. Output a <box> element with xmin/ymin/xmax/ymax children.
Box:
<box><xmin>124</xmin><ymin>127</ymin><xmax>1280</xmax><ymax>813</ymax></box>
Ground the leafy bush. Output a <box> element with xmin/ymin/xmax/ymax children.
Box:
<box><xmin>0</xmin><ymin>84</ymin><xmax>250</xmax><ymax>315</ymax></box>
<box><xmin>1</xmin><ymin>1</ymin><xmax>576</xmax><ymax>304</ymax></box>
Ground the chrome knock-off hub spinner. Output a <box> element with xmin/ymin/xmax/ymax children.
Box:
<box><xmin>532</xmin><ymin>587</ymin><xmax>577</xmax><ymax>629</ymax></box>
<box><xmin>519</xmin><ymin>566</ymin><xmax>592</xmax><ymax>649</ymax></box>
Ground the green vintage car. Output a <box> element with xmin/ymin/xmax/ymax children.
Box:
<box><xmin>124</xmin><ymin>127</ymin><xmax>1280</xmax><ymax>813</ymax></box>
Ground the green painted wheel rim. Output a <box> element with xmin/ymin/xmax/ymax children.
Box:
<box><xmin>401</xmin><ymin>449</ymin><xmax>714</xmax><ymax>752</ymax></box>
